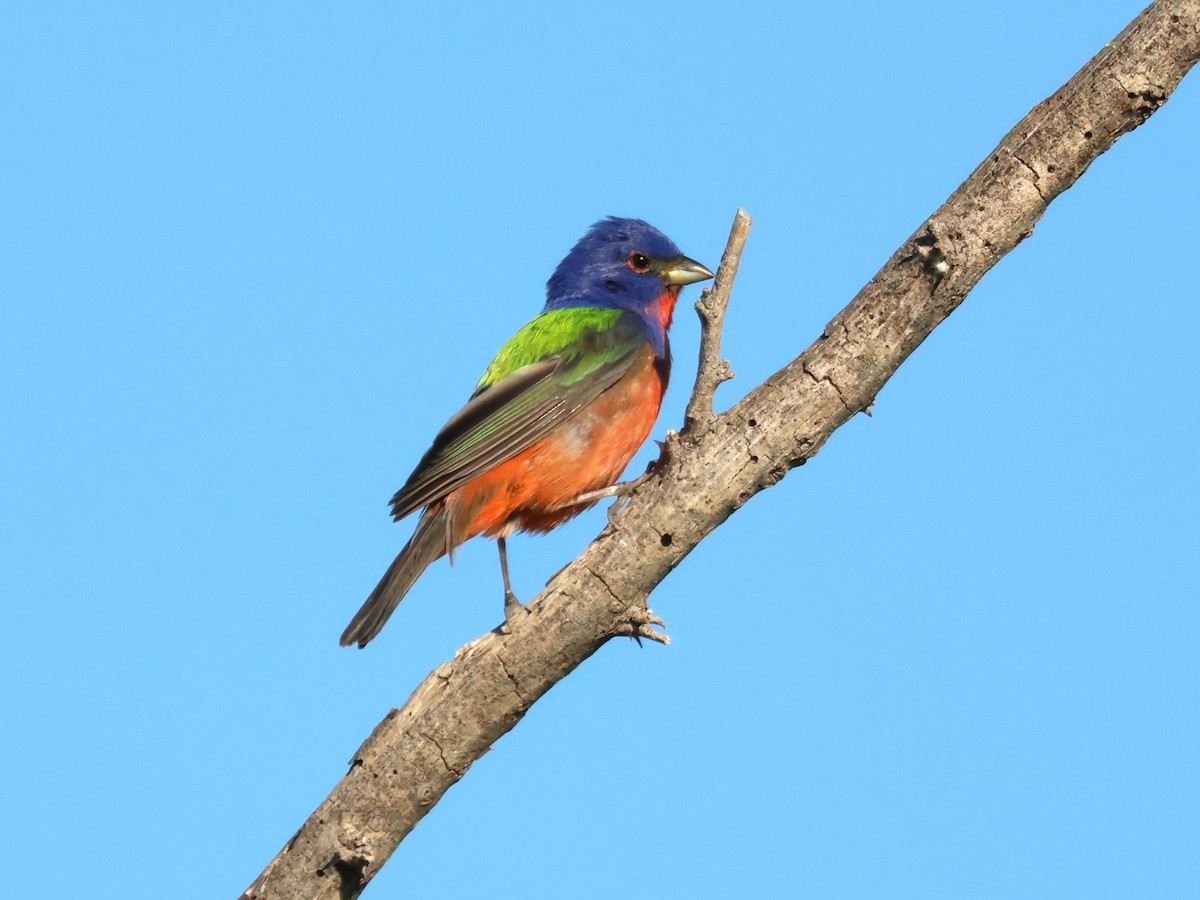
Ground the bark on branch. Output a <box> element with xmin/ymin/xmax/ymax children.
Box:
<box><xmin>244</xmin><ymin>2</ymin><xmax>1200</xmax><ymax>896</ymax></box>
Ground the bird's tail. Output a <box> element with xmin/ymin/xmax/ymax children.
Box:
<box><xmin>340</xmin><ymin>507</ymin><xmax>448</xmax><ymax>648</ymax></box>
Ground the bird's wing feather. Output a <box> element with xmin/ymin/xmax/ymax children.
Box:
<box><xmin>389</xmin><ymin>311</ymin><xmax>647</xmax><ymax>520</ymax></box>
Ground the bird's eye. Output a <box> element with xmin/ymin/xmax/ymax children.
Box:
<box><xmin>627</xmin><ymin>251</ymin><xmax>652</xmax><ymax>274</ymax></box>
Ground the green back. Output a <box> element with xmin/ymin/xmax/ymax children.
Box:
<box><xmin>478</xmin><ymin>307</ymin><xmax>625</xmax><ymax>388</ymax></box>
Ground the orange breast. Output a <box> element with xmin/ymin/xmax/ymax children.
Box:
<box><xmin>448</xmin><ymin>344</ymin><xmax>665</xmax><ymax>538</ymax></box>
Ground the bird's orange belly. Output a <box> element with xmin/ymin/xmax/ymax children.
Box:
<box><xmin>451</xmin><ymin>351</ymin><xmax>665</xmax><ymax>537</ymax></box>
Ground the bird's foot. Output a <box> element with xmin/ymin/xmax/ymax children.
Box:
<box><xmin>554</xmin><ymin>472</ymin><xmax>657</xmax><ymax>526</ymax></box>
<box><xmin>559</xmin><ymin>474</ymin><xmax>646</xmax><ymax>510</ymax></box>
<box><xmin>647</xmin><ymin>429</ymin><xmax>677</xmax><ymax>476</ymax></box>
<box><xmin>502</xmin><ymin>589</ymin><xmax>526</xmax><ymax>630</ymax></box>
<box><xmin>613</xmin><ymin>608</ymin><xmax>670</xmax><ymax>647</ymax></box>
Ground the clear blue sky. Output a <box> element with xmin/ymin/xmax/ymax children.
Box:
<box><xmin>3</xmin><ymin>2</ymin><xmax>1197</xmax><ymax>897</ymax></box>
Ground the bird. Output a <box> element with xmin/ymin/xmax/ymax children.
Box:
<box><xmin>340</xmin><ymin>217</ymin><xmax>713</xmax><ymax>648</ymax></box>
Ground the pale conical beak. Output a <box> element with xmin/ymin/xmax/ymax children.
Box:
<box><xmin>660</xmin><ymin>255</ymin><xmax>715</xmax><ymax>287</ymax></box>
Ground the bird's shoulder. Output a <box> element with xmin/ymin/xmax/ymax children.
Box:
<box><xmin>476</xmin><ymin>307</ymin><xmax>648</xmax><ymax>390</ymax></box>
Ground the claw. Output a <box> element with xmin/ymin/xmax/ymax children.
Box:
<box><xmin>504</xmin><ymin>589</ymin><xmax>525</xmax><ymax>624</ymax></box>
<box><xmin>648</xmin><ymin>430</ymin><xmax>677</xmax><ymax>475</ymax></box>
<box><xmin>614</xmin><ymin>609</ymin><xmax>670</xmax><ymax>646</ymax></box>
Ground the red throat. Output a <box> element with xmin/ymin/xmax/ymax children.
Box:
<box><xmin>648</xmin><ymin>286</ymin><xmax>680</xmax><ymax>331</ymax></box>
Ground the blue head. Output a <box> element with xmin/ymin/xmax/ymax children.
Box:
<box><xmin>543</xmin><ymin>217</ymin><xmax>713</xmax><ymax>323</ymax></box>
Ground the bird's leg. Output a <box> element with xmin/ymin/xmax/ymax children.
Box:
<box><xmin>554</xmin><ymin>470</ymin><xmax>655</xmax><ymax>512</ymax></box>
<box><xmin>497</xmin><ymin>536</ymin><xmax>523</xmax><ymax>623</ymax></box>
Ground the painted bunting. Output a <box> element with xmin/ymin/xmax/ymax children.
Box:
<box><xmin>341</xmin><ymin>217</ymin><xmax>713</xmax><ymax>648</ymax></box>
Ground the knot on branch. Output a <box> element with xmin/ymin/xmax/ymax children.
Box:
<box><xmin>911</xmin><ymin>228</ymin><xmax>950</xmax><ymax>290</ymax></box>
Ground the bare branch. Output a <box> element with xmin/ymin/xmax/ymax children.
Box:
<box><xmin>243</xmin><ymin>3</ymin><xmax>1200</xmax><ymax>897</ymax></box>
<box><xmin>684</xmin><ymin>208</ymin><xmax>750</xmax><ymax>428</ymax></box>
